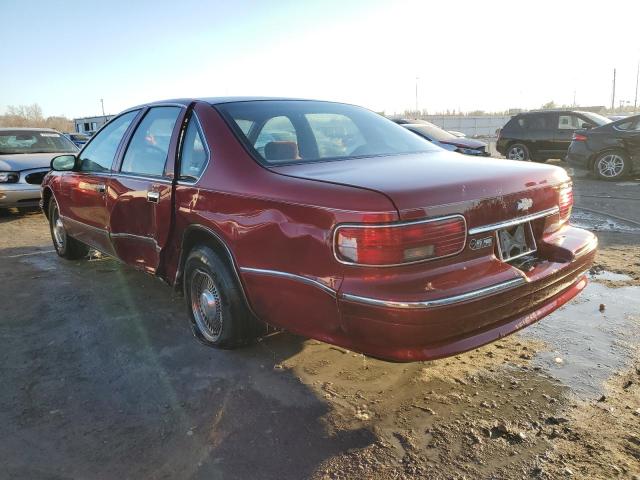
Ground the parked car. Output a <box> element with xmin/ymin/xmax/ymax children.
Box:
<box><xmin>0</xmin><ymin>128</ymin><xmax>78</xmax><ymax>209</ymax></box>
<box><xmin>64</xmin><ymin>132</ymin><xmax>91</xmax><ymax>148</ymax></box>
<box><xmin>42</xmin><ymin>98</ymin><xmax>596</xmax><ymax>362</ymax></box>
<box><xmin>402</xmin><ymin>123</ymin><xmax>490</xmax><ymax>156</ymax></box>
<box><xmin>391</xmin><ymin>118</ymin><xmax>466</xmax><ymax>138</ymax></box>
<box><xmin>566</xmin><ymin>114</ymin><xmax>640</xmax><ymax>180</ymax></box>
<box><xmin>496</xmin><ymin>110</ymin><xmax>611</xmax><ymax>162</ymax></box>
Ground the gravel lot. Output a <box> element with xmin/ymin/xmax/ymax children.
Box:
<box><xmin>1</xmin><ymin>171</ymin><xmax>639</xmax><ymax>480</ymax></box>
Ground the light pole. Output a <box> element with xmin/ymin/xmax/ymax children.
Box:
<box><xmin>100</xmin><ymin>98</ymin><xmax>105</xmax><ymax>116</ymax></box>
<box><xmin>634</xmin><ymin>61</ymin><xmax>639</xmax><ymax>114</ymax></box>
<box><xmin>415</xmin><ymin>77</ymin><xmax>419</xmax><ymax>117</ymax></box>
<box><xmin>611</xmin><ymin>68</ymin><xmax>616</xmax><ymax>111</ymax></box>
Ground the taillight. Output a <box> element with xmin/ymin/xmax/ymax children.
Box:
<box><xmin>334</xmin><ymin>215</ymin><xmax>467</xmax><ymax>266</ymax></box>
<box><xmin>559</xmin><ymin>183</ymin><xmax>573</xmax><ymax>224</ymax></box>
<box><xmin>572</xmin><ymin>133</ymin><xmax>587</xmax><ymax>142</ymax></box>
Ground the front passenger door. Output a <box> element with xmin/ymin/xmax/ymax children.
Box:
<box><xmin>107</xmin><ymin>106</ymin><xmax>185</xmax><ymax>273</ymax></box>
<box><xmin>59</xmin><ymin>110</ymin><xmax>140</xmax><ymax>254</ymax></box>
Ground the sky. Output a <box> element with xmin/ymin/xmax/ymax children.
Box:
<box><xmin>1</xmin><ymin>0</ymin><xmax>639</xmax><ymax>119</ymax></box>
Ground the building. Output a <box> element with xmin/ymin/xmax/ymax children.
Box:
<box><xmin>74</xmin><ymin>115</ymin><xmax>114</xmax><ymax>135</ymax></box>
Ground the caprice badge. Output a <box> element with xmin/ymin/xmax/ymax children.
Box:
<box><xmin>469</xmin><ymin>236</ymin><xmax>493</xmax><ymax>250</ymax></box>
<box><xmin>516</xmin><ymin>197</ymin><xmax>533</xmax><ymax>211</ymax></box>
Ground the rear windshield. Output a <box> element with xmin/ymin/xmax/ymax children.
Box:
<box><xmin>580</xmin><ymin>112</ymin><xmax>611</xmax><ymax>127</ymax></box>
<box><xmin>215</xmin><ymin>100</ymin><xmax>436</xmax><ymax>165</ymax></box>
<box><xmin>0</xmin><ymin>130</ymin><xmax>78</xmax><ymax>154</ymax></box>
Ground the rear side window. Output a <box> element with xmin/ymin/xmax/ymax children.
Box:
<box><xmin>121</xmin><ymin>107</ymin><xmax>181</xmax><ymax>177</ymax></box>
<box><xmin>616</xmin><ymin>119</ymin><xmax>640</xmax><ymax>131</ymax></box>
<box><xmin>79</xmin><ymin>111</ymin><xmax>138</xmax><ymax>172</ymax></box>
<box><xmin>516</xmin><ymin>114</ymin><xmax>550</xmax><ymax>130</ymax></box>
<box><xmin>179</xmin><ymin>115</ymin><xmax>209</xmax><ymax>180</ymax></box>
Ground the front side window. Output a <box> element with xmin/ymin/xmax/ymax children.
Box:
<box><xmin>558</xmin><ymin>114</ymin><xmax>600</xmax><ymax>130</ymax></box>
<box><xmin>179</xmin><ymin>115</ymin><xmax>209</xmax><ymax>180</ymax></box>
<box><xmin>121</xmin><ymin>107</ymin><xmax>181</xmax><ymax>177</ymax></box>
<box><xmin>79</xmin><ymin>111</ymin><xmax>138</xmax><ymax>172</ymax></box>
<box><xmin>216</xmin><ymin>100</ymin><xmax>435</xmax><ymax>165</ymax></box>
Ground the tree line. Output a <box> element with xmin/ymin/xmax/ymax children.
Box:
<box><xmin>0</xmin><ymin>104</ymin><xmax>74</xmax><ymax>132</ymax></box>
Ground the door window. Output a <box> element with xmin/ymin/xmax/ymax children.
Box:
<box><xmin>179</xmin><ymin>115</ymin><xmax>209</xmax><ymax>180</ymax></box>
<box><xmin>78</xmin><ymin>111</ymin><xmax>138</xmax><ymax>172</ymax></box>
<box><xmin>121</xmin><ymin>107</ymin><xmax>181</xmax><ymax>177</ymax></box>
<box><xmin>558</xmin><ymin>115</ymin><xmax>589</xmax><ymax>130</ymax></box>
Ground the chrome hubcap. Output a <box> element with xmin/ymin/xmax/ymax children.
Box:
<box><xmin>597</xmin><ymin>154</ymin><xmax>624</xmax><ymax>178</ymax></box>
<box><xmin>508</xmin><ymin>146</ymin><xmax>527</xmax><ymax>161</ymax></box>
<box><xmin>52</xmin><ymin>209</ymin><xmax>65</xmax><ymax>248</ymax></box>
<box><xmin>190</xmin><ymin>269</ymin><xmax>223</xmax><ymax>342</ymax></box>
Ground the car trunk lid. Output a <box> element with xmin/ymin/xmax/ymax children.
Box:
<box><xmin>272</xmin><ymin>151</ymin><xmax>568</xmax><ymax>228</ymax></box>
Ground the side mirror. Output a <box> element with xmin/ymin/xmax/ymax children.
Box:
<box><xmin>581</xmin><ymin>123</ymin><xmax>594</xmax><ymax>130</ymax></box>
<box><xmin>51</xmin><ymin>154</ymin><xmax>77</xmax><ymax>171</ymax></box>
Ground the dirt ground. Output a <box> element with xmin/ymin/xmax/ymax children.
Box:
<box><xmin>1</xmin><ymin>174</ymin><xmax>639</xmax><ymax>480</ymax></box>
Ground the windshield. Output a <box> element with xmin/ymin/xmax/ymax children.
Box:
<box><xmin>215</xmin><ymin>100</ymin><xmax>436</xmax><ymax>165</ymax></box>
<box><xmin>405</xmin><ymin>123</ymin><xmax>457</xmax><ymax>142</ymax></box>
<box><xmin>0</xmin><ymin>130</ymin><xmax>78</xmax><ymax>154</ymax></box>
<box><xmin>581</xmin><ymin>112</ymin><xmax>611</xmax><ymax>126</ymax></box>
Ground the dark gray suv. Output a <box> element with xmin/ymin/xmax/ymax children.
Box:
<box><xmin>496</xmin><ymin>110</ymin><xmax>611</xmax><ymax>162</ymax></box>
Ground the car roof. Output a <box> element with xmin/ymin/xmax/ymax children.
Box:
<box><xmin>0</xmin><ymin>127</ymin><xmax>60</xmax><ymax>132</ymax></box>
<box><xmin>516</xmin><ymin>110</ymin><xmax>596</xmax><ymax>116</ymax></box>
<box><xmin>136</xmin><ymin>96</ymin><xmax>322</xmax><ymax>109</ymax></box>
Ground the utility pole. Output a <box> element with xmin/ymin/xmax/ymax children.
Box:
<box><xmin>611</xmin><ymin>68</ymin><xmax>616</xmax><ymax>111</ymax></box>
<box><xmin>415</xmin><ymin>77</ymin><xmax>419</xmax><ymax>117</ymax></box>
<box><xmin>573</xmin><ymin>89</ymin><xmax>576</xmax><ymax>107</ymax></box>
<box><xmin>100</xmin><ymin>98</ymin><xmax>105</xmax><ymax>116</ymax></box>
<box><xmin>634</xmin><ymin>61</ymin><xmax>639</xmax><ymax>114</ymax></box>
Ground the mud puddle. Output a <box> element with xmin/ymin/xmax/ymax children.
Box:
<box><xmin>522</xmin><ymin>275</ymin><xmax>640</xmax><ymax>399</ymax></box>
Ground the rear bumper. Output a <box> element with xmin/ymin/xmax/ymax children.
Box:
<box><xmin>0</xmin><ymin>184</ymin><xmax>42</xmax><ymax>208</ymax></box>
<box><xmin>337</xmin><ymin>227</ymin><xmax>597</xmax><ymax>361</ymax></box>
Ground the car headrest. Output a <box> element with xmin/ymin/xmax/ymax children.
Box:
<box><xmin>264</xmin><ymin>141</ymin><xmax>299</xmax><ymax>161</ymax></box>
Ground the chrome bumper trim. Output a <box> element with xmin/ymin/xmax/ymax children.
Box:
<box><xmin>468</xmin><ymin>207</ymin><xmax>559</xmax><ymax>235</ymax></box>
<box><xmin>240</xmin><ymin>267</ymin><xmax>337</xmax><ymax>297</ymax></box>
<box><xmin>341</xmin><ymin>277</ymin><xmax>526</xmax><ymax>309</ymax></box>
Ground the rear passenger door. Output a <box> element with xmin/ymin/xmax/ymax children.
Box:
<box><xmin>107</xmin><ymin>106</ymin><xmax>186</xmax><ymax>273</ymax></box>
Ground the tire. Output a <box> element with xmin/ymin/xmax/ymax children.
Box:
<box><xmin>506</xmin><ymin>143</ymin><xmax>530</xmax><ymax>161</ymax></box>
<box><xmin>48</xmin><ymin>200</ymin><xmax>89</xmax><ymax>260</ymax></box>
<box><xmin>184</xmin><ymin>245</ymin><xmax>262</xmax><ymax>348</ymax></box>
<box><xmin>593</xmin><ymin>150</ymin><xmax>630</xmax><ymax>181</ymax></box>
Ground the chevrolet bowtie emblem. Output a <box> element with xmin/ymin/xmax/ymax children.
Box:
<box><xmin>516</xmin><ymin>198</ymin><xmax>533</xmax><ymax>211</ymax></box>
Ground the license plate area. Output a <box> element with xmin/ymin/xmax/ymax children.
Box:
<box><xmin>496</xmin><ymin>222</ymin><xmax>537</xmax><ymax>262</ymax></box>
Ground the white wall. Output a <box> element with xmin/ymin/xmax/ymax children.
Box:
<box><xmin>424</xmin><ymin>115</ymin><xmax>513</xmax><ymax>137</ymax></box>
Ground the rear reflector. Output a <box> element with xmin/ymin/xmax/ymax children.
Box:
<box><xmin>572</xmin><ymin>133</ymin><xmax>587</xmax><ymax>142</ymax></box>
<box><xmin>334</xmin><ymin>215</ymin><xmax>467</xmax><ymax>266</ymax></box>
<box><xmin>559</xmin><ymin>183</ymin><xmax>573</xmax><ymax>223</ymax></box>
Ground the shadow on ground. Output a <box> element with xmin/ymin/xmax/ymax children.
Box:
<box><xmin>0</xmin><ymin>252</ymin><xmax>374</xmax><ymax>480</ymax></box>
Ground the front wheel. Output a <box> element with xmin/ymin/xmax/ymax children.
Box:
<box><xmin>594</xmin><ymin>151</ymin><xmax>629</xmax><ymax>181</ymax></box>
<box><xmin>184</xmin><ymin>245</ymin><xmax>263</xmax><ymax>348</ymax></box>
<box><xmin>48</xmin><ymin>200</ymin><xmax>89</xmax><ymax>259</ymax></box>
<box><xmin>506</xmin><ymin>143</ymin><xmax>530</xmax><ymax>161</ymax></box>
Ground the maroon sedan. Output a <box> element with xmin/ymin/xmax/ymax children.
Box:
<box><xmin>42</xmin><ymin>98</ymin><xmax>596</xmax><ymax>362</ymax></box>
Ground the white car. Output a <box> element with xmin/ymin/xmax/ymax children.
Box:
<box><xmin>0</xmin><ymin>128</ymin><xmax>78</xmax><ymax>209</ymax></box>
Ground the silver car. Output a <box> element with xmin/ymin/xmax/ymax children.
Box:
<box><xmin>0</xmin><ymin>128</ymin><xmax>78</xmax><ymax>209</ymax></box>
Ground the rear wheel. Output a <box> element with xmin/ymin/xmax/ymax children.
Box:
<box><xmin>48</xmin><ymin>200</ymin><xmax>89</xmax><ymax>260</ymax></box>
<box><xmin>506</xmin><ymin>143</ymin><xmax>530</xmax><ymax>161</ymax></box>
<box><xmin>184</xmin><ymin>245</ymin><xmax>263</xmax><ymax>348</ymax></box>
<box><xmin>593</xmin><ymin>150</ymin><xmax>629</xmax><ymax>181</ymax></box>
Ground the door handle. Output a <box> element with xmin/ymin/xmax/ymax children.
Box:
<box><xmin>97</xmin><ymin>184</ymin><xmax>106</xmax><ymax>194</ymax></box>
<box><xmin>147</xmin><ymin>191</ymin><xmax>160</xmax><ymax>203</ymax></box>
